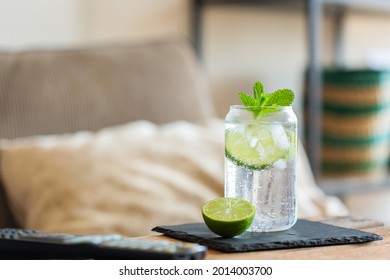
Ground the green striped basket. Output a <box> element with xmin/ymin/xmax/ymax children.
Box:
<box><xmin>321</xmin><ymin>69</ymin><xmax>390</xmax><ymax>180</ymax></box>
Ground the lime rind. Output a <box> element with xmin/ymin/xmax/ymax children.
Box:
<box><xmin>225</xmin><ymin>123</ymin><xmax>296</xmax><ymax>170</ymax></box>
<box><xmin>225</xmin><ymin>149</ymin><xmax>270</xmax><ymax>171</ymax></box>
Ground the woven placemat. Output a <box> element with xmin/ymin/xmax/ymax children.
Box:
<box><xmin>152</xmin><ymin>219</ymin><xmax>382</xmax><ymax>253</ymax></box>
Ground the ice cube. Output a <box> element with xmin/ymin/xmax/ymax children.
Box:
<box><xmin>250</xmin><ymin>137</ymin><xmax>258</xmax><ymax>148</ymax></box>
<box><xmin>256</xmin><ymin>142</ymin><xmax>265</xmax><ymax>157</ymax></box>
<box><xmin>270</xmin><ymin>124</ymin><xmax>290</xmax><ymax>150</ymax></box>
<box><xmin>273</xmin><ymin>159</ymin><xmax>287</xmax><ymax>170</ymax></box>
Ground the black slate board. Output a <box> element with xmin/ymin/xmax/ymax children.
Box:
<box><xmin>152</xmin><ymin>219</ymin><xmax>382</xmax><ymax>253</ymax></box>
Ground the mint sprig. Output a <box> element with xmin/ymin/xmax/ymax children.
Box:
<box><xmin>238</xmin><ymin>81</ymin><xmax>294</xmax><ymax>118</ymax></box>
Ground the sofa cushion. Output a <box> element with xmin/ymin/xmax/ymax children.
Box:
<box><xmin>0</xmin><ymin>120</ymin><xmax>225</xmax><ymax>236</ymax></box>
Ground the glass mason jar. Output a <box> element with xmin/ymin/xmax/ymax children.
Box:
<box><xmin>224</xmin><ymin>105</ymin><xmax>298</xmax><ymax>232</ymax></box>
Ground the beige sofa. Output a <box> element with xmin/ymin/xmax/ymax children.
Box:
<box><xmin>0</xmin><ymin>36</ymin><xmax>348</xmax><ymax>237</ymax></box>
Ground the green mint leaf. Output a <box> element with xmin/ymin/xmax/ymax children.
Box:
<box><xmin>263</xmin><ymin>91</ymin><xmax>279</xmax><ymax>106</ymax></box>
<box><xmin>238</xmin><ymin>92</ymin><xmax>259</xmax><ymax>107</ymax></box>
<box><xmin>253</xmin><ymin>81</ymin><xmax>264</xmax><ymax>101</ymax></box>
<box><xmin>272</xmin><ymin>89</ymin><xmax>294</xmax><ymax>106</ymax></box>
<box><xmin>238</xmin><ymin>82</ymin><xmax>295</xmax><ymax>119</ymax></box>
<box><xmin>238</xmin><ymin>92</ymin><xmax>261</xmax><ymax>117</ymax></box>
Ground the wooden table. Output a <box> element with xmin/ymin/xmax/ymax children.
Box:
<box><xmin>142</xmin><ymin>216</ymin><xmax>390</xmax><ymax>260</ymax></box>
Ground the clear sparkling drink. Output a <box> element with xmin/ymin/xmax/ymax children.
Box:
<box><xmin>224</xmin><ymin>105</ymin><xmax>298</xmax><ymax>232</ymax></box>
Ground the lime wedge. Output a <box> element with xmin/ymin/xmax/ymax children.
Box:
<box><xmin>225</xmin><ymin>123</ymin><xmax>294</xmax><ymax>170</ymax></box>
<box><xmin>202</xmin><ymin>197</ymin><xmax>256</xmax><ymax>238</ymax></box>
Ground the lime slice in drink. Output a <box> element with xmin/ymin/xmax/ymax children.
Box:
<box><xmin>202</xmin><ymin>197</ymin><xmax>256</xmax><ymax>238</ymax></box>
<box><xmin>225</xmin><ymin>123</ymin><xmax>294</xmax><ymax>170</ymax></box>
